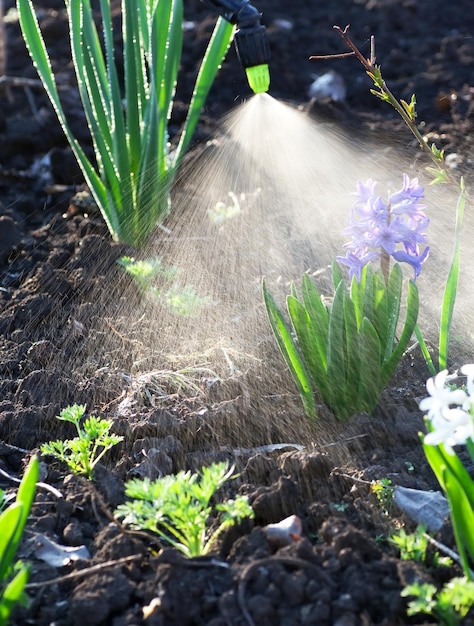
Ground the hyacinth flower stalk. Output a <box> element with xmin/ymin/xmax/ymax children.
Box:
<box><xmin>337</xmin><ymin>173</ymin><xmax>467</xmax><ymax>376</ymax></box>
<box><xmin>264</xmin><ymin>174</ymin><xmax>424</xmax><ymax>421</ymax></box>
<box><xmin>419</xmin><ymin>366</ymin><xmax>474</xmax><ymax>580</ymax></box>
<box><xmin>17</xmin><ymin>0</ymin><xmax>234</xmax><ymax>247</ymax></box>
<box><xmin>336</xmin><ymin>174</ymin><xmax>430</xmax><ymax>284</ymax></box>
<box><xmin>313</xmin><ymin>29</ymin><xmax>467</xmax><ymax>375</ymax></box>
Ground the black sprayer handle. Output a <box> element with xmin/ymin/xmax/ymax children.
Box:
<box><xmin>200</xmin><ymin>0</ymin><xmax>270</xmax><ymax>68</ymax></box>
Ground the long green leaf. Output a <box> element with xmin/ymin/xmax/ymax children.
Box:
<box><xmin>372</xmin><ymin>269</ymin><xmax>389</xmax><ymax>354</ymax></box>
<box><xmin>422</xmin><ymin>431</ymin><xmax>474</xmax><ymax>578</ymax></box>
<box><xmin>99</xmin><ymin>0</ymin><xmax>132</xmax><ymax>188</ymax></box>
<box><xmin>362</xmin><ymin>264</ymin><xmax>375</xmax><ymax>323</ymax></box>
<box><xmin>342</xmin><ymin>292</ymin><xmax>360</xmax><ymax>414</ymax></box>
<box><xmin>414</xmin><ymin>323</ymin><xmax>436</xmax><ymax>376</ymax></box>
<box><xmin>331</xmin><ymin>260</ymin><xmax>344</xmax><ymax>291</ymax></box>
<box><xmin>350</xmin><ymin>270</ymin><xmax>364</xmax><ymax>329</ymax></box>
<box><xmin>134</xmin><ymin>0</ymin><xmax>179</xmax><ymax>243</ymax></box>
<box><xmin>17</xmin><ymin>0</ymin><xmax>113</xmax><ymax>233</ymax></box>
<box><xmin>301</xmin><ymin>274</ymin><xmax>329</xmax><ymax>367</ymax></box>
<box><xmin>0</xmin><ymin>505</ymin><xmax>23</xmax><ymax>582</ymax></box>
<box><xmin>262</xmin><ymin>280</ymin><xmax>316</xmax><ymax>419</ymax></box>
<box><xmin>327</xmin><ymin>281</ymin><xmax>347</xmax><ymax>417</ymax></box>
<box><xmin>357</xmin><ymin>318</ymin><xmax>382</xmax><ymax>413</ymax></box>
<box><xmin>385</xmin><ymin>263</ymin><xmax>403</xmax><ymax>351</ymax></box>
<box><xmin>288</xmin><ymin>295</ymin><xmax>329</xmax><ymax>404</ymax></box>
<box><xmin>0</xmin><ymin>565</ymin><xmax>29</xmax><ymax>625</ymax></box>
<box><xmin>439</xmin><ymin>179</ymin><xmax>465</xmax><ymax>370</ymax></box>
<box><xmin>423</xmin><ymin>437</ymin><xmax>474</xmax><ymax>507</ymax></box>
<box><xmin>442</xmin><ymin>466</ymin><xmax>474</xmax><ymax>579</ymax></box>
<box><xmin>173</xmin><ymin>17</ymin><xmax>234</xmax><ymax>167</ymax></box>
<box><xmin>0</xmin><ymin>456</ymin><xmax>38</xmax><ymax>582</ymax></box>
<box><xmin>381</xmin><ymin>278</ymin><xmax>419</xmax><ymax>388</ymax></box>
<box><xmin>122</xmin><ymin>0</ymin><xmax>146</xmax><ymax>171</ymax></box>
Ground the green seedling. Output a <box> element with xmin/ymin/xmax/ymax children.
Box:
<box><xmin>118</xmin><ymin>256</ymin><xmax>211</xmax><ymax>317</ymax></box>
<box><xmin>371</xmin><ymin>478</ymin><xmax>394</xmax><ymax>514</ymax></box>
<box><xmin>207</xmin><ymin>191</ymin><xmax>243</xmax><ymax>225</ymax></box>
<box><xmin>332</xmin><ymin>501</ymin><xmax>350</xmax><ymax>513</ymax></box>
<box><xmin>390</xmin><ymin>525</ymin><xmax>452</xmax><ymax>568</ymax></box>
<box><xmin>115</xmin><ymin>461</ymin><xmax>254</xmax><ymax>558</ymax></box>
<box><xmin>118</xmin><ymin>256</ymin><xmax>179</xmax><ymax>292</ymax></box>
<box><xmin>390</xmin><ymin>525</ymin><xmax>430</xmax><ymax>563</ymax></box>
<box><xmin>402</xmin><ymin>577</ymin><xmax>474</xmax><ymax>626</ymax></box>
<box><xmin>41</xmin><ymin>404</ymin><xmax>123</xmax><ymax>480</ymax></box>
<box><xmin>0</xmin><ymin>456</ymin><xmax>38</xmax><ymax>626</ymax></box>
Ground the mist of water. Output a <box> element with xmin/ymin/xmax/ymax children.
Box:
<box><xmin>153</xmin><ymin>94</ymin><xmax>470</xmax><ymax>344</ymax></box>
<box><xmin>94</xmin><ymin>92</ymin><xmax>474</xmax><ymax>448</ymax></box>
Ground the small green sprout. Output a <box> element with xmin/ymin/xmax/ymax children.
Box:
<box><xmin>161</xmin><ymin>284</ymin><xmax>211</xmax><ymax>317</ymax></box>
<box><xmin>390</xmin><ymin>525</ymin><xmax>430</xmax><ymax>563</ymax></box>
<box><xmin>390</xmin><ymin>525</ymin><xmax>452</xmax><ymax>568</ymax></box>
<box><xmin>115</xmin><ymin>461</ymin><xmax>254</xmax><ymax>558</ymax></box>
<box><xmin>402</xmin><ymin>577</ymin><xmax>474</xmax><ymax>626</ymax></box>
<box><xmin>118</xmin><ymin>256</ymin><xmax>211</xmax><ymax>317</ymax></box>
<box><xmin>371</xmin><ymin>478</ymin><xmax>394</xmax><ymax>513</ymax></box>
<box><xmin>332</xmin><ymin>501</ymin><xmax>350</xmax><ymax>513</ymax></box>
<box><xmin>118</xmin><ymin>256</ymin><xmax>178</xmax><ymax>292</ymax></box>
<box><xmin>41</xmin><ymin>404</ymin><xmax>123</xmax><ymax>480</ymax></box>
<box><xmin>208</xmin><ymin>191</ymin><xmax>242</xmax><ymax>225</ymax></box>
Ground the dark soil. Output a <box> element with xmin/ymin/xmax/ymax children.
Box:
<box><xmin>1</xmin><ymin>1</ymin><xmax>474</xmax><ymax>625</ymax></box>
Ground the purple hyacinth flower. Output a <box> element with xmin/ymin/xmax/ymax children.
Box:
<box><xmin>392</xmin><ymin>245</ymin><xmax>430</xmax><ymax>279</ymax></box>
<box><xmin>339</xmin><ymin>175</ymin><xmax>430</xmax><ymax>281</ymax></box>
<box><xmin>336</xmin><ymin>250</ymin><xmax>380</xmax><ymax>282</ymax></box>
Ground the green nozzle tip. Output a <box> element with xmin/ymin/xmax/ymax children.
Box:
<box><xmin>246</xmin><ymin>64</ymin><xmax>270</xmax><ymax>94</ymax></box>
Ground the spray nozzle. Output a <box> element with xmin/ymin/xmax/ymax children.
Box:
<box><xmin>200</xmin><ymin>0</ymin><xmax>270</xmax><ymax>94</ymax></box>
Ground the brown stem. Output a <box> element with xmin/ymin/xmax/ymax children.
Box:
<box><xmin>380</xmin><ymin>249</ymin><xmax>391</xmax><ymax>284</ymax></box>
<box><xmin>324</xmin><ymin>26</ymin><xmax>448</xmax><ymax>180</ymax></box>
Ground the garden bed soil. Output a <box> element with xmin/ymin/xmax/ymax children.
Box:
<box><xmin>1</xmin><ymin>0</ymin><xmax>474</xmax><ymax>624</ymax></box>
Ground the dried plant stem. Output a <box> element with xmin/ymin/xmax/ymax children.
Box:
<box><xmin>312</xmin><ymin>25</ymin><xmax>447</xmax><ymax>181</ymax></box>
<box><xmin>25</xmin><ymin>554</ymin><xmax>142</xmax><ymax>589</ymax></box>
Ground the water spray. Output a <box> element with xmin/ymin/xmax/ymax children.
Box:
<box><xmin>200</xmin><ymin>0</ymin><xmax>271</xmax><ymax>94</ymax></box>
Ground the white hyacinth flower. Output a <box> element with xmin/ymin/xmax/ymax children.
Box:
<box><xmin>424</xmin><ymin>408</ymin><xmax>474</xmax><ymax>454</ymax></box>
<box><xmin>419</xmin><ymin>369</ymin><xmax>467</xmax><ymax>420</ymax></box>
<box><xmin>420</xmin><ymin>366</ymin><xmax>474</xmax><ymax>452</ymax></box>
